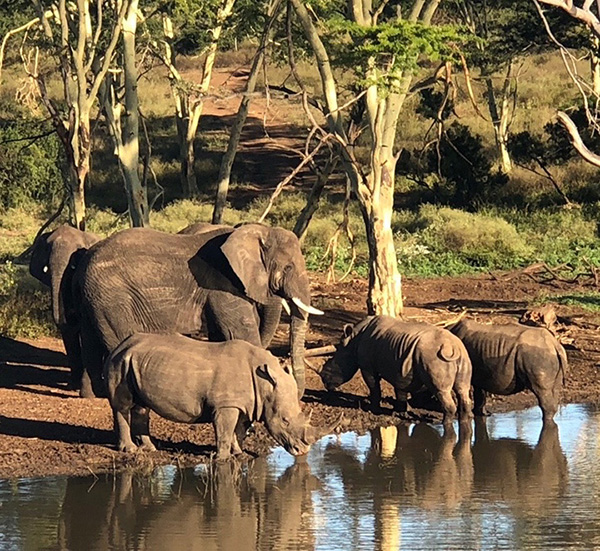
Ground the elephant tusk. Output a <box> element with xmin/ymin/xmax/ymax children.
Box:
<box><xmin>291</xmin><ymin>297</ymin><xmax>324</xmax><ymax>316</ymax></box>
<box><xmin>281</xmin><ymin>299</ymin><xmax>291</xmax><ymax>315</ymax></box>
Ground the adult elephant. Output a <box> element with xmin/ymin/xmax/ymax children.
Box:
<box><xmin>178</xmin><ymin>221</ymin><xmax>284</xmax><ymax>348</ymax></box>
<box><xmin>75</xmin><ymin>223</ymin><xmax>321</xmax><ymax>398</ymax></box>
<box><xmin>29</xmin><ymin>225</ymin><xmax>100</xmax><ymax>389</ymax></box>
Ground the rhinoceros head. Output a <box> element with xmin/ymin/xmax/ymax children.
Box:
<box><xmin>256</xmin><ymin>360</ymin><xmax>312</xmax><ymax>456</ymax></box>
<box><xmin>319</xmin><ymin>324</ymin><xmax>359</xmax><ymax>391</ymax></box>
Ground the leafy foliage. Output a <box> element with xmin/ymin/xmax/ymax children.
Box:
<box><xmin>323</xmin><ymin>18</ymin><xmax>472</xmax><ymax>88</ymax></box>
<box><xmin>0</xmin><ymin>114</ymin><xmax>64</xmax><ymax>211</ymax></box>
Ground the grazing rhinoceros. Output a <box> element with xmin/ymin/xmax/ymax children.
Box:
<box><xmin>105</xmin><ymin>333</ymin><xmax>323</xmax><ymax>460</ymax></box>
<box><xmin>449</xmin><ymin>319</ymin><xmax>568</xmax><ymax>423</ymax></box>
<box><xmin>318</xmin><ymin>316</ymin><xmax>474</xmax><ymax>424</ymax></box>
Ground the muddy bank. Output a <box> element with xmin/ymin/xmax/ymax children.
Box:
<box><xmin>1</xmin><ymin>272</ymin><xmax>599</xmax><ymax>479</ymax></box>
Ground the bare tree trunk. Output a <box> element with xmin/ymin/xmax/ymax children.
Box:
<box><xmin>484</xmin><ymin>64</ymin><xmax>513</xmax><ymax>174</ymax></box>
<box><xmin>213</xmin><ymin>0</ymin><xmax>282</xmax><ymax>223</ymax></box>
<box><xmin>592</xmin><ymin>37</ymin><xmax>600</xmax><ymax>97</ymax></box>
<box><xmin>121</xmin><ymin>0</ymin><xmax>148</xmax><ymax>227</ymax></box>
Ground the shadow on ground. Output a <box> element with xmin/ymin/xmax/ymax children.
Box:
<box><xmin>0</xmin><ymin>416</ymin><xmax>112</xmax><ymax>446</ymax></box>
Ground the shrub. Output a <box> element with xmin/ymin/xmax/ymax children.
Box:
<box><xmin>0</xmin><ymin>115</ymin><xmax>64</xmax><ymax>211</ymax></box>
<box><xmin>414</xmin><ymin>205</ymin><xmax>533</xmax><ymax>269</ymax></box>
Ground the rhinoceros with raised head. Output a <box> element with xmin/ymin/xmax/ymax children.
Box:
<box><xmin>450</xmin><ymin>318</ymin><xmax>567</xmax><ymax>423</ymax></box>
<box><xmin>105</xmin><ymin>333</ymin><xmax>325</xmax><ymax>460</ymax></box>
<box><xmin>318</xmin><ymin>316</ymin><xmax>474</xmax><ymax>424</ymax></box>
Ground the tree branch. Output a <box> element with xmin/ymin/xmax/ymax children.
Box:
<box><xmin>556</xmin><ymin>110</ymin><xmax>600</xmax><ymax>167</ymax></box>
<box><xmin>538</xmin><ymin>0</ymin><xmax>600</xmax><ymax>37</ymax></box>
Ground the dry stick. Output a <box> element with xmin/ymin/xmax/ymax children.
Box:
<box><xmin>256</xmin><ymin>134</ymin><xmax>333</xmax><ymax>223</ymax></box>
<box><xmin>324</xmin><ymin>176</ymin><xmax>357</xmax><ymax>283</ymax></box>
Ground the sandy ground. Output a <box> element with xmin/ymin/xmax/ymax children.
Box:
<box><xmin>1</xmin><ymin>271</ymin><xmax>599</xmax><ymax>479</ymax></box>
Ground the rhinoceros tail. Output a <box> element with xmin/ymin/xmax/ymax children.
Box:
<box><xmin>555</xmin><ymin>340</ymin><xmax>568</xmax><ymax>388</ymax></box>
<box><xmin>438</xmin><ymin>341</ymin><xmax>460</xmax><ymax>362</ymax></box>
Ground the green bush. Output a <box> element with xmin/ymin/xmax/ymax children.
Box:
<box><xmin>0</xmin><ymin>115</ymin><xmax>64</xmax><ymax>211</ymax></box>
<box><xmin>406</xmin><ymin>205</ymin><xmax>533</xmax><ymax>269</ymax></box>
<box><xmin>0</xmin><ymin>262</ymin><xmax>55</xmax><ymax>338</ymax></box>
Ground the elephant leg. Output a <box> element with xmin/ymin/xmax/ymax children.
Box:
<box><xmin>257</xmin><ymin>298</ymin><xmax>283</xmax><ymax>348</ymax></box>
<box><xmin>473</xmin><ymin>387</ymin><xmax>488</xmax><ymax>416</ymax></box>
<box><xmin>361</xmin><ymin>370</ymin><xmax>382</xmax><ymax>412</ymax></box>
<box><xmin>213</xmin><ymin>408</ymin><xmax>241</xmax><ymax>461</ymax></box>
<box><xmin>79</xmin><ymin>318</ymin><xmax>108</xmax><ymax>398</ymax></box>
<box><xmin>131</xmin><ymin>406</ymin><xmax>156</xmax><ymax>451</ymax></box>
<box><xmin>59</xmin><ymin>324</ymin><xmax>84</xmax><ymax>391</ymax></box>
<box><xmin>205</xmin><ymin>292</ymin><xmax>261</xmax><ymax>346</ymax></box>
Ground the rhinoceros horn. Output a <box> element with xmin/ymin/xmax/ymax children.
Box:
<box><xmin>302</xmin><ymin>412</ymin><xmax>344</xmax><ymax>444</ymax></box>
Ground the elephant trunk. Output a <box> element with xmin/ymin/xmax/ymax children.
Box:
<box><xmin>49</xmin><ymin>257</ymin><xmax>67</xmax><ymax>326</ymax></box>
<box><xmin>258</xmin><ymin>298</ymin><xmax>283</xmax><ymax>348</ymax></box>
<box><xmin>290</xmin><ymin>311</ymin><xmax>308</xmax><ymax>397</ymax></box>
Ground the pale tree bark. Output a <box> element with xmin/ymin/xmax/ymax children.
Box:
<box><xmin>289</xmin><ymin>0</ymin><xmax>443</xmax><ymax>316</ymax></box>
<box><xmin>212</xmin><ymin>0</ymin><xmax>283</xmax><ymax>224</ymax></box>
<box><xmin>13</xmin><ymin>0</ymin><xmax>131</xmax><ymax>230</ymax></box>
<box><xmin>536</xmin><ymin>0</ymin><xmax>600</xmax><ymax>165</ymax></box>
<box><xmin>160</xmin><ymin>0</ymin><xmax>236</xmax><ymax>199</ymax></box>
<box><xmin>121</xmin><ymin>0</ymin><xmax>148</xmax><ymax>226</ymax></box>
<box><xmin>484</xmin><ymin>61</ymin><xmax>514</xmax><ymax>174</ymax></box>
<box><xmin>591</xmin><ymin>36</ymin><xmax>600</xmax><ymax>97</ymax></box>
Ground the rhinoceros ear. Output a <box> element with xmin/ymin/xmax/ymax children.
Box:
<box><xmin>257</xmin><ymin>363</ymin><xmax>277</xmax><ymax>387</ymax></box>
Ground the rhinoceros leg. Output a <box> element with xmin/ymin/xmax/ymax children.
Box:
<box><xmin>361</xmin><ymin>370</ymin><xmax>382</xmax><ymax>412</ymax></box>
<box><xmin>454</xmin><ymin>380</ymin><xmax>474</xmax><ymax>423</ymax></box>
<box><xmin>436</xmin><ymin>389</ymin><xmax>458</xmax><ymax>425</ymax></box>
<box><xmin>231</xmin><ymin>414</ymin><xmax>251</xmax><ymax>456</ymax></box>
<box><xmin>131</xmin><ymin>406</ymin><xmax>156</xmax><ymax>451</ymax></box>
<box><xmin>213</xmin><ymin>408</ymin><xmax>242</xmax><ymax>461</ymax></box>
<box><xmin>393</xmin><ymin>387</ymin><xmax>410</xmax><ymax>415</ymax></box>
<box><xmin>473</xmin><ymin>387</ymin><xmax>488</xmax><ymax>416</ymax></box>
<box><xmin>532</xmin><ymin>385</ymin><xmax>559</xmax><ymax>424</ymax></box>
<box><xmin>114</xmin><ymin>410</ymin><xmax>137</xmax><ymax>453</ymax></box>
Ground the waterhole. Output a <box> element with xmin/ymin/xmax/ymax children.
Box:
<box><xmin>1</xmin><ymin>403</ymin><xmax>598</xmax><ymax>550</ymax></box>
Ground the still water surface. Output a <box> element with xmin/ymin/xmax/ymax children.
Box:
<box><xmin>1</xmin><ymin>403</ymin><xmax>600</xmax><ymax>550</ymax></box>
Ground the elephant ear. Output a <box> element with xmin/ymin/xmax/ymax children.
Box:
<box><xmin>220</xmin><ymin>225</ymin><xmax>269</xmax><ymax>304</ymax></box>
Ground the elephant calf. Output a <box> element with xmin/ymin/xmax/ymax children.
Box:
<box><xmin>319</xmin><ymin>316</ymin><xmax>474</xmax><ymax>424</ymax></box>
<box><xmin>104</xmin><ymin>333</ymin><xmax>316</xmax><ymax>460</ymax></box>
<box><xmin>450</xmin><ymin>319</ymin><xmax>568</xmax><ymax>423</ymax></box>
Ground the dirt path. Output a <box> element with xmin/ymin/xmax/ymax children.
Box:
<box><xmin>1</xmin><ymin>272</ymin><xmax>599</xmax><ymax>479</ymax></box>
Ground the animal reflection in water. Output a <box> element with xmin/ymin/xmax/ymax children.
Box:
<box><xmin>322</xmin><ymin>418</ymin><xmax>568</xmax><ymax>516</ymax></box>
<box><xmin>58</xmin><ymin>458</ymin><xmax>320</xmax><ymax>551</ymax></box>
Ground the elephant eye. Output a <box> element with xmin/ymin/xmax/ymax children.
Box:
<box><xmin>282</xmin><ymin>417</ymin><xmax>290</xmax><ymax>426</ymax></box>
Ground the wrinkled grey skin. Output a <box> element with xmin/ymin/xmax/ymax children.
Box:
<box><xmin>76</xmin><ymin>223</ymin><xmax>314</xmax><ymax>398</ymax></box>
<box><xmin>29</xmin><ymin>225</ymin><xmax>100</xmax><ymax>389</ymax></box>
<box><xmin>104</xmin><ymin>333</ymin><xmax>313</xmax><ymax>460</ymax></box>
<box><xmin>320</xmin><ymin>316</ymin><xmax>474</xmax><ymax>424</ymax></box>
<box><xmin>450</xmin><ymin>319</ymin><xmax>568</xmax><ymax>423</ymax></box>
<box><xmin>178</xmin><ymin>222</ymin><xmax>283</xmax><ymax>348</ymax></box>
